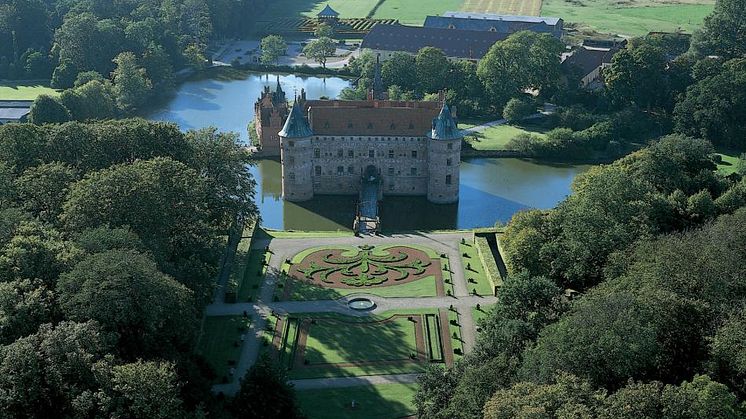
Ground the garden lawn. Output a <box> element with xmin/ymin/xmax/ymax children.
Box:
<box><xmin>284</xmin><ymin>275</ymin><xmax>439</xmax><ymax>300</ymax></box>
<box><xmin>296</xmin><ymin>383</ymin><xmax>418</xmax><ymax>419</ymax></box>
<box><xmin>465</xmin><ymin>123</ymin><xmax>548</xmax><ymax>151</ymax></box>
<box><xmin>472</xmin><ymin>303</ymin><xmax>496</xmax><ymax>324</ymax></box>
<box><xmin>372</xmin><ymin>0</ymin><xmax>464</xmax><ymax>25</ymax></box>
<box><xmin>262</xmin><ymin>229</ymin><xmax>354</xmax><ymax>239</ymax></box>
<box><xmin>236</xmin><ymin>249</ymin><xmax>269</xmax><ymax>302</ymax></box>
<box><xmin>448</xmin><ymin>309</ymin><xmax>464</xmax><ymax>359</ymax></box>
<box><xmin>259</xmin><ymin>0</ymin><xmax>379</xmax><ymax>20</ymax></box>
<box><xmin>460</xmin><ymin>242</ymin><xmax>494</xmax><ymax>296</ymax></box>
<box><xmin>196</xmin><ymin>316</ymin><xmax>250</xmax><ymax>381</ymax></box>
<box><xmin>0</xmin><ymin>82</ymin><xmax>58</xmax><ymax>100</ymax></box>
<box><xmin>542</xmin><ymin>0</ymin><xmax>714</xmax><ymax>37</ymax></box>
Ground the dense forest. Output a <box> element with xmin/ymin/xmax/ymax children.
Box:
<box><xmin>412</xmin><ymin>0</ymin><xmax>746</xmax><ymax>416</ymax></box>
<box><xmin>0</xmin><ymin>119</ymin><xmax>259</xmax><ymax>417</ymax></box>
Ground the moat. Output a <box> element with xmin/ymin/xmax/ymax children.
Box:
<box><xmin>149</xmin><ymin>70</ymin><xmax>590</xmax><ymax>231</ymax></box>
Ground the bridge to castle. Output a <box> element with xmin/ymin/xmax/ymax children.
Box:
<box><xmin>354</xmin><ymin>166</ymin><xmax>381</xmax><ymax>234</ymax></box>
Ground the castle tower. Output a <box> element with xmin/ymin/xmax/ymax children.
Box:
<box><xmin>426</xmin><ymin>103</ymin><xmax>461</xmax><ymax>204</ymax></box>
<box><xmin>279</xmin><ymin>103</ymin><xmax>315</xmax><ymax>201</ymax></box>
<box><xmin>253</xmin><ymin>77</ymin><xmax>288</xmax><ymax>156</ymax></box>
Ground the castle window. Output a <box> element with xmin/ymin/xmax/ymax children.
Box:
<box><xmin>289</xmin><ymin>172</ymin><xmax>295</xmax><ymax>181</ymax></box>
<box><xmin>337</xmin><ymin>166</ymin><xmax>344</xmax><ymax>174</ymax></box>
<box><xmin>367</xmin><ymin>122</ymin><xmax>373</xmax><ymax>129</ymax></box>
<box><xmin>314</xmin><ymin>148</ymin><xmax>320</xmax><ymax>158</ymax></box>
<box><xmin>410</xmin><ymin>167</ymin><xmax>417</xmax><ymax>176</ymax></box>
<box><xmin>448</xmin><ymin>24</ymin><xmax>455</xmax><ymax>29</ymax></box>
<box><xmin>369</xmin><ymin>149</ymin><xmax>374</xmax><ymax>158</ymax></box>
<box><xmin>446</xmin><ymin>174</ymin><xmax>452</xmax><ymax>185</ymax></box>
<box><xmin>337</xmin><ymin>149</ymin><xmax>343</xmax><ymax>157</ymax></box>
<box><xmin>315</xmin><ymin>166</ymin><xmax>321</xmax><ymax>175</ymax></box>
<box><xmin>388</xmin><ymin>149</ymin><xmax>394</xmax><ymax>158</ymax></box>
<box><xmin>446</xmin><ymin>158</ymin><xmax>452</xmax><ymax>166</ymax></box>
<box><xmin>348</xmin><ymin>166</ymin><xmax>354</xmax><ymax>174</ymax></box>
<box><xmin>388</xmin><ymin>167</ymin><xmax>394</xmax><ymax>176</ymax></box>
<box><xmin>447</xmin><ymin>143</ymin><xmax>453</xmax><ymax>150</ymax></box>
<box><xmin>288</xmin><ymin>156</ymin><xmax>295</xmax><ymax>165</ymax></box>
<box><xmin>390</xmin><ymin>123</ymin><xmax>396</xmax><ymax>130</ymax></box>
<box><xmin>409</xmin><ymin>122</ymin><xmax>414</xmax><ymax>129</ymax></box>
<box><xmin>411</xmin><ymin>150</ymin><xmax>417</xmax><ymax>158</ymax></box>
<box><xmin>324</xmin><ymin>121</ymin><xmax>330</xmax><ymax>128</ymax></box>
<box><xmin>347</xmin><ymin>121</ymin><xmax>353</xmax><ymax>128</ymax></box>
<box><xmin>288</xmin><ymin>140</ymin><xmax>295</xmax><ymax>147</ymax></box>
<box><xmin>389</xmin><ymin>183</ymin><xmax>394</xmax><ymax>190</ymax></box>
<box><xmin>489</xmin><ymin>26</ymin><xmax>497</xmax><ymax>32</ymax></box>
<box><xmin>348</xmin><ymin>150</ymin><xmax>354</xmax><ymax>158</ymax></box>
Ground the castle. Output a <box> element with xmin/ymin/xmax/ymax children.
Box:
<box><xmin>254</xmin><ymin>71</ymin><xmax>462</xmax><ymax>206</ymax></box>
<box><xmin>254</xmin><ymin>78</ymin><xmax>289</xmax><ymax>156</ymax></box>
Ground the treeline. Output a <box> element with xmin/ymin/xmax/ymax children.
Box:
<box><xmin>0</xmin><ymin>119</ymin><xmax>259</xmax><ymax>417</ymax></box>
<box><xmin>0</xmin><ymin>0</ymin><xmax>266</xmax><ymax>83</ymax></box>
<box><xmin>415</xmin><ymin>135</ymin><xmax>746</xmax><ymax>418</ymax></box>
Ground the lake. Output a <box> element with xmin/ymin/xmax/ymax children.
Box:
<box><xmin>149</xmin><ymin>71</ymin><xmax>590</xmax><ymax>231</ymax></box>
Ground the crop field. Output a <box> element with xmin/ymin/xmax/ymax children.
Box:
<box><xmin>370</xmin><ymin>0</ymin><xmax>464</xmax><ymax>25</ymax></box>
<box><xmin>462</xmin><ymin>0</ymin><xmax>543</xmax><ymax>16</ymax></box>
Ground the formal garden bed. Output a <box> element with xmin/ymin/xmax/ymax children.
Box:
<box><xmin>296</xmin><ymin>383</ymin><xmax>418</xmax><ymax>419</ymax></box>
<box><xmin>275</xmin><ymin>244</ymin><xmax>449</xmax><ymax>301</ymax></box>
<box><xmin>459</xmin><ymin>240</ymin><xmax>495</xmax><ymax>296</ymax></box>
<box><xmin>269</xmin><ymin>309</ymin><xmax>454</xmax><ymax>379</ymax></box>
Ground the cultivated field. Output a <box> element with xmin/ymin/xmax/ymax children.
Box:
<box><xmin>463</xmin><ymin>0</ymin><xmax>543</xmax><ymax>16</ymax></box>
<box><xmin>370</xmin><ymin>0</ymin><xmax>463</xmax><ymax>25</ymax></box>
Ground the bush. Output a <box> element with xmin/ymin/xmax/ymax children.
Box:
<box><xmin>502</xmin><ymin>98</ymin><xmax>535</xmax><ymax>122</ymax></box>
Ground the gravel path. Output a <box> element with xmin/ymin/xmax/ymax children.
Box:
<box><xmin>291</xmin><ymin>373</ymin><xmax>420</xmax><ymax>390</ymax></box>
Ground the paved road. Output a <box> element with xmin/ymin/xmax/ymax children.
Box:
<box><xmin>210</xmin><ymin>232</ymin><xmax>486</xmax><ymax>395</ymax></box>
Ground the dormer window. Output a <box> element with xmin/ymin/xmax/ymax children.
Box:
<box><xmin>347</xmin><ymin>121</ymin><xmax>353</xmax><ymax>128</ymax></box>
<box><xmin>390</xmin><ymin>123</ymin><xmax>396</xmax><ymax>130</ymax></box>
<box><xmin>367</xmin><ymin>122</ymin><xmax>373</xmax><ymax>129</ymax></box>
<box><xmin>324</xmin><ymin>120</ymin><xmax>330</xmax><ymax>128</ymax></box>
<box><xmin>448</xmin><ymin>24</ymin><xmax>455</xmax><ymax>29</ymax></box>
<box><xmin>489</xmin><ymin>26</ymin><xmax>497</xmax><ymax>32</ymax></box>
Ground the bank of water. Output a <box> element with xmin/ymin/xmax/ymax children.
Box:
<box><xmin>149</xmin><ymin>71</ymin><xmax>590</xmax><ymax>231</ymax></box>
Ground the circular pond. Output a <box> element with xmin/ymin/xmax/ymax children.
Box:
<box><xmin>348</xmin><ymin>298</ymin><xmax>376</xmax><ymax>311</ymax></box>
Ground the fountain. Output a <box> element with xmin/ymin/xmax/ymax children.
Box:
<box><xmin>347</xmin><ymin>297</ymin><xmax>376</xmax><ymax>311</ymax></box>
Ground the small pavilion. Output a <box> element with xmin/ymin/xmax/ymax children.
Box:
<box><xmin>317</xmin><ymin>4</ymin><xmax>340</xmax><ymax>22</ymax></box>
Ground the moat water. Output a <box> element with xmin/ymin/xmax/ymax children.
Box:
<box><xmin>149</xmin><ymin>71</ymin><xmax>590</xmax><ymax>231</ymax></box>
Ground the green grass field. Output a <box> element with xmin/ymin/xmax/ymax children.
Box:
<box><xmin>448</xmin><ymin>309</ymin><xmax>464</xmax><ymax>359</ymax></box>
<box><xmin>0</xmin><ymin>82</ymin><xmax>58</xmax><ymax>100</ymax></box>
<box><xmin>284</xmin><ymin>275</ymin><xmax>439</xmax><ymax>300</ymax></box>
<box><xmin>371</xmin><ymin>0</ymin><xmax>463</xmax><ymax>25</ymax></box>
<box><xmin>472</xmin><ymin>303</ymin><xmax>495</xmax><ymax>324</ymax></box>
<box><xmin>259</xmin><ymin>0</ymin><xmax>379</xmax><ymax>20</ymax></box>
<box><xmin>236</xmin><ymin>249</ymin><xmax>270</xmax><ymax>302</ymax></box>
<box><xmin>196</xmin><ymin>316</ymin><xmax>251</xmax><ymax>381</ymax></box>
<box><xmin>463</xmin><ymin>0</ymin><xmax>542</xmax><ymax>16</ymax></box>
<box><xmin>716</xmin><ymin>151</ymin><xmax>744</xmax><ymax>176</ymax></box>
<box><xmin>542</xmin><ymin>0</ymin><xmax>714</xmax><ymax>36</ymax></box>
<box><xmin>460</xmin><ymin>242</ymin><xmax>494</xmax><ymax>296</ymax></box>
<box><xmin>465</xmin><ymin>124</ymin><xmax>549</xmax><ymax>151</ymax></box>
<box><xmin>296</xmin><ymin>383</ymin><xmax>418</xmax><ymax>419</ymax></box>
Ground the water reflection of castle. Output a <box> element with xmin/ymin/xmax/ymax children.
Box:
<box><xmin>253</xmin><ymin>70</ymin><xmax>463</xmax><ymax>205</ymax></box>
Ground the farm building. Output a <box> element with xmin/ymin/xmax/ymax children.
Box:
<box><xmin>361</xmin><ymin>24</ymin><xmax>508</xmax><ymax>61</ymax></box>
<box><xmin>425</xmin><ymin>11</ymin><xmax>563</xmax><ymax>38</ymax></box>
<box><xmin>0</xmin><ymin>100</ymin><xmax>32</xmax><ymax>124</ymax></box>
<box><xmin>561</xmin><ymin>45</ymin><xmax>621</xmax><ymax>90</ymax></box>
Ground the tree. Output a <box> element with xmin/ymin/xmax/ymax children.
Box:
<box><xmin>0</xmin><ymin>278</ymin><xmax>55</xmax><ymax>345</ymax></box>
<box><xmin>710</xmin><ymin>307</ymin><xmax>746</xmax><ymax>397</ymax></box>
<box><xmin>103</xmin><ymin>361</ymin><xmax>185</xmax><ymax>419</ymax></box>
<box><xmin>0</xmin><ymin>221</ymin><xmax>77</xmax><ymax>284</ymax></box>
<box><xmin>55</xmin><ymin>13</ymin><xmax>126</xmax><ymax>75</ymax></box>
<box><xmin>260</xmin><ymin>35</ymin><xmax>287</xmax><ymax>65</ymax></box>
<box><xmin>28</xmin><ymin>95</ymin><xmax>71</xmax><ymax>125</ymax></box>
<box><xmin>478</xmin><ymin>31</ymin><xmax>564</xmax><ymax>109</ymax></box>
<box><xmin>74</xmin><ymin>70</ymin><xmax>105</xmax><ymax>87</ymax></box>
<box><xmin>603</xmin><ymin>44</ymin><xmax>671</xmax><ymax>109</ymax></box>
<box><xmin>348</xmin><ymin>49</ymin><xmax>376</xmax><ymax>79</ymax></box>
<box><xmin>57</xmin><ymin>249</ymin><xmax>196</xmax><ymax>359</ymax></box>
<box><xmin>314</xmin><ymin>23</ymin><xmax>334</xmax><ymax>38</ymax></box>
<box><xmin>15</xmin><ymin>162</ymin><xmax>78</xmax><ymax>222</ymax></box>
<box><xmin>230</xmin><ymin>355</ymin><xmax>303</xmax><ymax>418</ymax></box>
<box><xmin>303</xmin><ymin>37</ymin><xmax>335</xmax><ymax>68</ymax></box>
<box><xmin>141</xmin><ymin>44</ymin><xmax>175</xmax><ymax>91</ymax></box>
<box><xmin>381</xmin><ymin>52</ymin><xmax>417</xmax><ymax>91</ymax></box>
<box><xmin>111</xmin><ymin>52</ymin><xmax>152</xmax><ymax>111</ymax></box>
<box><xmin>660</xmin><ymin>375</ymin><xmax>743</xmax><ymax>418</ymax></box>
<box><xmin>502</xmin><ymin>97</ymin><xmax>535</xmax><ymax>122</ymax></box>
<box><xmin>75</xmin><ymin>80</ymin><xmax>117</xmax><ymax>120</ymax></box>
<box><xmin>690</xmin><ymin>0</ymin><xmax>746</xmax><ymax>59</ymax></box>
<box><xmin>415</xmin><ymin>47</ymin><xmax>450</xmax><ymax>93</ymax></box>
<box><xmin>50</xmin><ymin>61</ymin><xmax>78</xmax><ymax>89</ymax></box>
<box><xmin>674</xmin><ymin>58</ymin><xmax>746</xmax><ymax>148</ymax></box>
<box><xmin>184</xmin><ymin>43</ymin><xmax>207</xmax><ymax>70</ymax></box>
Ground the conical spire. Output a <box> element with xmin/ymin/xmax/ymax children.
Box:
<box><xmin>273</xmin><ymin>76</ymin><xmax>285</xmax><ymax>103</ymax></box>
<box><xmin>429</xmin><ymin>103</ymin><xmax>461</xmax><ymax>140</ymax></box>
<box><xmin>279</xmin><ymin>102</ymin><xmax>313</xmax><ymax>138</ymax></box>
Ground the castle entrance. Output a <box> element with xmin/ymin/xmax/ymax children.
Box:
<box><xmin>354</xmin><ymin>166</ymin><xmax>381</xmax><ymax>234</ymax></box>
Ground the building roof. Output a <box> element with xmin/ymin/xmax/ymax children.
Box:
<box><xmin>441</xmin><ymin>11</ymin><xmax>561</xmax><ymax>26</ymax></box>
<box><xmin>317</xmin><ymin>4</ymin><xmax>339</xmax><ymax>17</ymax></box>
<box><xmin>562</xmin><ymin>46</ymin><xmax>619</xmax><ymax>77</ymax></box>
<box><xmin>0</xmin><ymin>100</ymin><xmax>34</xmax><ymax>108</ymax></box>
<box><xmin>303</xmin><ymin>99</ymin><xmax>442</xmax><ymax>137</ymax></box>
<box><xmin>0</xmin><ymin>108</ymin><xmax>31</xmax><ymax>121</ymax></box>
<box><xmin>362</xmin><ymin>24</ymin><xmax>508</xmax><ymax>59</ymax></box>
<box><xmin>429</xmin><ymin>104</ymin><xmax>461</xmax><ymax>140</ymax></box>
<box><xmin>279</xmin><ymin>104</ymin><xmax>313</xmax><ymax>138</ymax></box>
<box><xmin>424</xmin><ymin>15</ymin><xmax>559</xmax><ymax>35</ymax></box>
